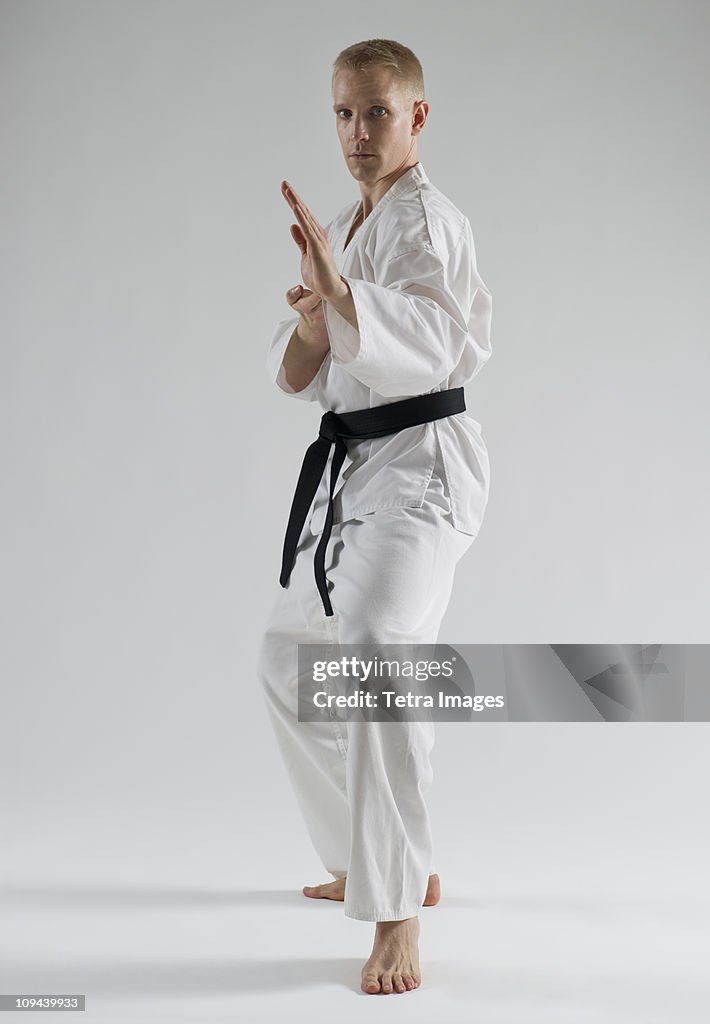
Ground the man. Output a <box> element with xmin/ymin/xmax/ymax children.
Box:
<box><xmin>257</xmin><ymin>38</ymin><xmax>492</xmax><ymax>995</ymax></box>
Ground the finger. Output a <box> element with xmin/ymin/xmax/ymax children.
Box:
<box><xmin>297</xmin><ymin>199</ymin><xmax>323</xmax><ymax>236</ymax></box>
<box><xmin>281</xmin><ymin>181</ymin><xmax>304</xmax><ymax>217</ymax></box>
<box><xmin>281</xmin><ymin>180</ymin><xmax>297</xmax><ymax>210</ymax></box>
<box><xmin>282</xmin><ymin>182</ymin><xmax>324</xmax><ymax>238</ymax></box>
<box><xmin>286</xmin><ymin>195</ymin><xmax>315</xmax><ymax>240</ymax></box>
<box><xmin>282</xmin><ymin>179</ymin><xmax>318</xmax><ymax>226</ymax></box>
<box><xmin>299</xmin><ymin>292</ymin><xmax>322</xmax><ymax>314</ymax></box>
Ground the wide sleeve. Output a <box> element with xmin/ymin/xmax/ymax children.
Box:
<box><xmin>322</xmin><ymin>218</ymin><xmax>492</xmax><ymax>397</ymax></box>
<box><xmin>265</xmin><ymin>314</ymin><xmax>325</xmax><ymax>402</ymax></box>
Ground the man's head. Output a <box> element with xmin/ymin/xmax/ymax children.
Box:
<box><xmin>331</xmin><ymin>39</ymin><xmax>428</xmax><ymax>185</ymax></box>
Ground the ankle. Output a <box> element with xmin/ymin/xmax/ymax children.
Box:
<box><xmin>375</xmin><ymin>915</ymin><xmax>418</xmax><ymax>930</ymax></box>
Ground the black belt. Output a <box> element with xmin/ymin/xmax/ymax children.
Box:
<box><xmin>279</xmin><ymin>386</ymin><xmax>466</xmax><ymax>617</ymax></box>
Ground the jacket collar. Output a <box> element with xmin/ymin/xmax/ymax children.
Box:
<box><xmin>341</xmin><ymin>162</ymin><xmax>429</xmax><ymax>246</ymax></box>
<box><xmin>380</xmin><ymin>161</ymin><xmax>429</xmax><ymax>205</ymax></box>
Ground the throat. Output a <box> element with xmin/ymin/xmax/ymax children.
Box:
<box><xmin>344</xmin><ymin>205</ymin><xmax>364</xmax><ymax>251</ymax></box>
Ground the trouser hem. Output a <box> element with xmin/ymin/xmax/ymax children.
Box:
<box><xmin>344</xmin><ymin>905</ymin><xmax>421</xmax><ymax>922</ymax></box>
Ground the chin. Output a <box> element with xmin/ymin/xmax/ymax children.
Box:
<box><xmin>349</xmin><ymin>160</ymin><xmax>377</xmax><ymax>174</ymax></box>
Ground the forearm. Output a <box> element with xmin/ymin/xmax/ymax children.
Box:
<box><xmin>279</xmin><ymin>278</ymin><xmax>358</xmax><ymax>393</ymax></box>
<box><xmin>325</xmin><ymin>278</ymin><xmax>359</xmax><ymax>331</ymax></box>
<box><xmin>281</xmin><ymin>322</ymin><xmax>330</xmax><ymax>392</ymax></box>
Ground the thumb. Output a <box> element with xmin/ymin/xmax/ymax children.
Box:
<box><xmin>288</xmin><ymin>223</ymin><xmax>305</xmax><ymax>252</ymax></box>
<box><xmin>297</xmin><ymin>289</ymin><xmax>322</xmax><ymax>314</ymax></box>
<box><xmin>286</xmin><ymin>284</ymin><xmax>304</xmax><ymax>306</ymax></box>
<box><xmin>290</xmin><ymin>223</ymin><xmax>307</xmax><ymax>254</ymax></box>
<box><xmin>287</xmin><ymin>285</ymin><xmax>321</xmax><ymax>314</ymax></box>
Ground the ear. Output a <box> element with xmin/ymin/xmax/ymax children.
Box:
<box><xmin>412</xmin><ymin>100</ymin><xmax>429</xmax><ymax>134</ymax></box>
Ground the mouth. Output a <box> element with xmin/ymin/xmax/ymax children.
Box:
<box><xmin>350</xmin><ymin>154</ymin><xmax>375</xmax><ymax>159</ymax></box>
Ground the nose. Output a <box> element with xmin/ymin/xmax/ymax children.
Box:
<box><xmin>349</xmin><ymin>117</ymin><xmax>369</xmax><ymax>143</ymax></box>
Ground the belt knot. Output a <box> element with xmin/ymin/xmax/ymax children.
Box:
<box><xmin>318</xmin><ymin>410</ymin><xmax>340</xmax><ymax>443</ymax></box>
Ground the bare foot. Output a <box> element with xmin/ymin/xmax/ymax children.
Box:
<box><xmin>302</xmin><ymin>873</ymin><xmax>441</xmax><ymax>906</ymax></box>
<box><xmin>302</xmin><ymin>877</ymin><xmax>347</xmax><ymax>901</ymax></box>
<box><xmin>424</xmin><ymin>873</ymin><xmax>440</xmax><ymax>906</ymax></box>
<box><xmin>361</xmin><ymin>916</ymin><xmax>421</xmax><ymax>994</ymax></box>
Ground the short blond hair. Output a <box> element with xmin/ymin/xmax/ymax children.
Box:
<box><xmin>331</xmin><ymin>39</ymin><xmax>425</xmax><ymax>106</ymax></box>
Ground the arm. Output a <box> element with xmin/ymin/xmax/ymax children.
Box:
<box><xmin>265</xmin><ymin>270</ymin><xmax>332</xmax><ymax>402</ymax></box>
<box><xmin>265</xmin><ymin>312</ymin><xmax>329</xmax><ymax>401</ymax></box>
<box><xmin>281</xmin><ymin>297</ymin><xmax>330</xmax><ymax>392</ymax></box>
<box><xmin>265</xmin><ymin>187</ymin><xmax>337</xmax><ymax>400</ymax></box>
<box><xmin>322</xmin><ymin>218</ymin><xmax>492</xmax><ymax>397</ymax></box>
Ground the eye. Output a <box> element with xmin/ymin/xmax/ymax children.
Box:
<box><xmin>336</xmin><ymin>107</ymin><xmax>388</xmax><ymax>119</ymax></box>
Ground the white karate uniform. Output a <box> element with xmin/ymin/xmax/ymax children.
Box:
<box><xmin>257</xmin><ymin>161</ymin><xmax>492</xmax><ymax>921</ymax></box>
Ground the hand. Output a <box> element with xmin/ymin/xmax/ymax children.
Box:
<box><xmin>285</xmin><ymin>284</ymin><xmax>329</xmax><ymax>348</ymax></box>
<box><xmin>281</xmin><ymin>180</ymin><xmax>349</xmax><ymax>303</ymax></box>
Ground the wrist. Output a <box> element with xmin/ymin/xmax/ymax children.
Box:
<box><xmin>323</xmin><ymin>277</ymin><xmax>350</xmax><ymax>305</ymax></box>
<box><xmin>295</xmin><ymin>320</ymin><xmax>329</xmax><ymax>351</ymax></box>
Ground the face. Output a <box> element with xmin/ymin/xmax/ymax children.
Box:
<box><xmin>331</xmin><ymin>66</ymin><xmax>427</xmax><ymax>185</ymax></box>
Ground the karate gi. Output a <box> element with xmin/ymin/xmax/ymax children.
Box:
<box><xmin>257</xmin><ymin>161</ymin><xmax>492</xmax><ymax>921</ymax></box>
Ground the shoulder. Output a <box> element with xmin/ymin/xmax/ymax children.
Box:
<box><xmin>374</xmin><ymin>179</ymin><xmax>468</xmax><ymax>262</ymax></box>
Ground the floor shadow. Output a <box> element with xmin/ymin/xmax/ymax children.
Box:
<box><xmin>441</xmin><ymin>890</ymin><xmax>710</xmax><ymax>925</ymax></box>
<box><xmin>0</xmin><ymin>884</ymin><xmax>312</xmax><ymax>911</ymax></box>
<box><xmin>3</xmin><ymin>956</ymin><xmax>366</xmax><ymax>997</ymax></box>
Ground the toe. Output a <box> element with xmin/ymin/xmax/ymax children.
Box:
<box><xmin>361</xmin><ymin>973</ymin><xmax>380</xmax><ymax>994</ymax></box>
<box><xmin>424</xmin><ymin>874</ymin><xmax>441</xmax><ymax>905</ymax></box>
<box><xmin>393</xmin><ymin>972</ymin><xmax>406</xmax><ymax>993</ymax></box>
<box><xmin>381</xmin><ymin>973</ymin><xmax>393</xmax><ymax>994</ymax></box>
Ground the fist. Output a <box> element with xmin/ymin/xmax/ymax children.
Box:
<box><xmin>286</xmin><ymin>284</ymin><xmax>329</xmax><ymax>347</ymax></box>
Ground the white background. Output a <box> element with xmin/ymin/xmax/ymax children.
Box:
<box><xmin>1</xmin><ymin>1</ymin><xmax>708</xmax><ymax>1021</ymax></box>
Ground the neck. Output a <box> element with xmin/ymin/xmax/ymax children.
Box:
<box><xmin>358</xmin><ymin>159</ymin><xmax>419</xmax><ymax>218</ymax></box>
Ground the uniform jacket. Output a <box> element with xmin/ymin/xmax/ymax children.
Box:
<box><xmin>265</xmin><ymin>161</ymin><xmax>492</xmax><ymax>537</ymax></box>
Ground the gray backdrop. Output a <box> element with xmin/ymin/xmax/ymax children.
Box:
<box><xmin>1</xmin><ymin>2</ymin><xmax>708</xmax><ymax>1021</ymax></box>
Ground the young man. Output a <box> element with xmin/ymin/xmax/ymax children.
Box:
<box><xmin>257</xmin><ymin>39</ymin><xmax>492</xmax><ymax>995</ymax></box>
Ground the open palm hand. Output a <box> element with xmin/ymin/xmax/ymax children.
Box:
<box><xmin>281</xmin><ymin>180</ymin><xmax>347</xmax><ymax>302</ymax></box>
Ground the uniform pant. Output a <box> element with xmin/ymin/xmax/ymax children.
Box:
<box><xmin>256</xmin><ymin>500</ymin><xmax>474</xmax><ymax>921</ymax></box>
